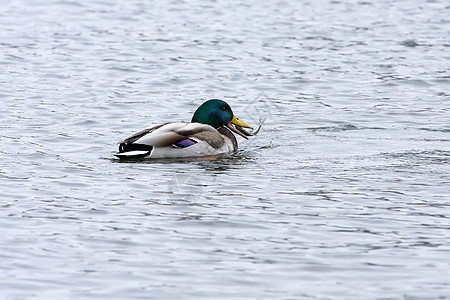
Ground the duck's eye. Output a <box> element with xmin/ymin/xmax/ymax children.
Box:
<box><xmin>221</xmin><ymin>106</ymin><xmax>227</xmax><ymax>111</ymax></box>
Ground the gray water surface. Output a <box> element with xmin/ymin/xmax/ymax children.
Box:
<box><xmin>1</xmin><ymin>0</ymin><xmax>449</xmax><ymax>299</ymax></box>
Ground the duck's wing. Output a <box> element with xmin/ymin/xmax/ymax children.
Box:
<box><xmin>116</xmin><ymin>122</ymin><xmax>220</xmax><ymax>158</ymax></box>
<box><xmin>120</xmin><ymin>123</ymin><xmax>169</xmax><ymax>144</ymax></box>
<box><xmin>131</xmin><ymin>122</ymin><xmax>218</xmax><ymax>147</ymax></box>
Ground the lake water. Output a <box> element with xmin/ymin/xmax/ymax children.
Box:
<box><xmin>1</xmin><ymin>0</ymin><xmax>449</xmax><ymax>299</ymax></box>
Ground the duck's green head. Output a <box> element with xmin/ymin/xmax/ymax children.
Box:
<box><xmin>191</xmin><ymin>99</ymin><xmax>253</xmax><ymax>138</ymax></box>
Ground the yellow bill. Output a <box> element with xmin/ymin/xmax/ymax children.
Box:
<box><xmin>227</xmin><ymin>114</ymin><xmax>254</xmax><ymax>139</ymax></box>
<box><xmin>231</xmin><ymin>115</ymin><xmax>253</xmax><ymax>129</ymax></box>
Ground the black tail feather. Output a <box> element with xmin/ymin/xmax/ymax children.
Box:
<box><xmin>119</xmin><ymin>142</ymin><xmax>153</xmax><ymax>153</ymax></box>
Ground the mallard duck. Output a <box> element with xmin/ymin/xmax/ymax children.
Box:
<box><xmin>114</xmin><ymin>99</ymin><xmax>261</xmax><ymax>159</ymax></box>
